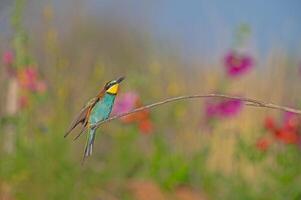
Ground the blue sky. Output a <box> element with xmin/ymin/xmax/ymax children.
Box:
<box><xmin>1</xmin><ymin>0</ymin><xmax>301</xmax><ymax>61</ymax></box>
<box><xmin>86</xmin><ymin>0</ymin><xmax>301</xmax><ymax>60</ymax></box>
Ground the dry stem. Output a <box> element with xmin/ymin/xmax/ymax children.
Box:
<box><xmin>91</xmin><ymin>93</ymin><xmax>301</xmax><ymax>129</ymax></box>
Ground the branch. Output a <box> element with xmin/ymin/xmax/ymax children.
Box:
<box><xmin>91</xmin><ymin>94</ymin><xmax>301</xmax><ymax>129</ymax></box>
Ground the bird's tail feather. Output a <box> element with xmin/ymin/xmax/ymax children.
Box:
<box><xmin>82</xmin><ymin>128</ymin><xmax>96</xmax><ymax>164</ymax></box>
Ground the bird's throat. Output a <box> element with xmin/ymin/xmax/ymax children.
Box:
<box><xmin>106</xmin><ymin>84</ymin><xmax>119</xmax><ymax>94</ymax></box>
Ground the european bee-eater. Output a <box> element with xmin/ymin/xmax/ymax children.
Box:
<box><xmin>65</xmin><ymin>76</ymin><xmax>125</xmax><ymax>161</ymax></box>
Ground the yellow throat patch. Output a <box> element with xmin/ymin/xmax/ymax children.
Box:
<box><xmin>106</xmin><ymin>84</ymin><xmax>119</xmax><ymax>94</ymax></box>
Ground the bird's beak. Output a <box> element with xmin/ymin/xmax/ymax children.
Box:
<box><xmin>116</xmin><ymin>76</ymin><xmax>125</xmax><ymax>83</ymax></box>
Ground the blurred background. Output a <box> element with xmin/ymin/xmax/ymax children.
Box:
<box><xmin>0</xmin><ymin>0</ymin><xmax>301</xmax><ymax>199</ymax></box>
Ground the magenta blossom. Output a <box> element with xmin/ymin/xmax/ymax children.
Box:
<box><xmin>205</xmin><ymin>102</ymin><xmax>219</xmax><ymax>118</ymax></box>
<box><xmin>205</xmin><ymin>99</ymin><xmax>243</xmax><ymax>119</ymax></box>
<box><xmin>224</xmin><ymin>51</ymin><xmax>253</xmax><ymax>77</ymax></box>
<box><xmin>218</xmin><ymin>99</ymin><xmax>243</xmax><ymax>117</ymax></box>
<box><xmin>112</xmin><ymin>91</ymin><xmax>139</xmax><ymax>115</ymax></box>
<box><xmin>283</xmin><ymin>112</ymin><xmax>297</xmax><ymax>124</ymax></box>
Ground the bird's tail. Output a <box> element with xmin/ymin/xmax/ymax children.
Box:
<box><xmin>82</xmin><ymin>128</ymin><xmax>96</xmax><ymax>164</ymax></box>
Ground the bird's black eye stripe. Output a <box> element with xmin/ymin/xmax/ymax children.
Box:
<box><xmin>105</xmin><ymin>81</ymin><xmax>115</xmax><ymax>90</ymax></box>
<box><xmin>105</xmin><ymin>84</ymin><xmax>110</xmax><ymax>90</ymax></box>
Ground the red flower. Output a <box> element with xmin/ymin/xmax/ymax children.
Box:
<box><xmin>138</xmin><ymin>119</ymin><xmax>153</xmax><ymax>134</ymax></box>
<box><xmin>264</xmin><ymin>112</ymin><xmax>300</xmax><ymax>145</ymax></box>
<box><xmin>121</xmin><ymin>100</ymin><xmax>153</xmax><ymax>134</ymax></box>
<box><xmin>224</xmin><ymin>51</ymin><xmax>253</xmax><ymax>77</ymax></box>
<box><xmin>264</xmin><ymin>116</ymin><xmax>276</xmax><ymax>131</ymax></box>
<box><xmin>275</xmin><ymin>130</ymin><xmax>299</xmax><ymax>144</ymax></box>
<box><xmin>256</xmin><ymin>137</ymin><xmax>270</xmax><ymax>151</ymax></box>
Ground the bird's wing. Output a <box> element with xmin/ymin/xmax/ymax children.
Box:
<box><xmin>64</xmin><ymin>97</ymin><xmax>98</xmax><ymax>138</ymax></box>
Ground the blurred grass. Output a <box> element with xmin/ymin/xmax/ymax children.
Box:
<box><xmin>1</xmin><ymin>1</ymin><xmax>301</xmax><ymax>200</ymax></box>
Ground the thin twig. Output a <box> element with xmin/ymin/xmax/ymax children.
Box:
<box><xmin>91</xmin><ymin>94</ymin><xmax>301</xmax><ymax>129</ymax></box>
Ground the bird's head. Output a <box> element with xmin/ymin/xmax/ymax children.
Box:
<box><xmin>103</xmin><ymin>76</ymin><xmax>125</xmax><ymax>95</ymax></box>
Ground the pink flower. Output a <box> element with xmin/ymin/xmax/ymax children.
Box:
<box><xmin>204</xmin><ymin>99</ymin><xmax>243</xmax><ymax>119</ymax></box>
<box><xmin>283</xmin><ymin>112</ymin><xmax>299</xmax><ymax>131</ymax></box>
<box><xmin>2</xmin><ymin>51</ymin><xmax>16</xmax><ymax>77</ymax></box>
<box><xmin>224</xmin><ymin>51</ymin><xmax>253</xmax><ymax>77</ymax></box>
<box><xmin>112</xmin><ymin>92</ymin><xmax>139</xmax><ymax>115</ymax></box>
<box><xmin>18</xmin><ymin>67</ymin><xmax>47</xmax><ymax>93</ymax></box>
<box><xmin>113</xmin><ymin>91</ymin><xmax>153</xmax><ymax>134</ymax></box>
<box><xmin>205</xmin><ymin>101</ymin><xmax>219</xmax><ymax>118</ymax></box>
<box><xmin>18</xmin><ymin>67</ymin><xmax>38</xmax><ymax>91</ymax></box>
<box><xmin>2</xmin><ymin>51</ymin><xmax>14</xmax><ymax>66</ymax></box>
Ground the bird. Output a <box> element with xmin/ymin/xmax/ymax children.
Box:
<box><xmin>65</xmin><ymin>76</ymin><xmax>125</xmax><ymax>162</ymax></box>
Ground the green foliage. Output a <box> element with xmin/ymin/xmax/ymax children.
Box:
<box><xmin>148</xmin><ymin>135</ymin><xmax>190</xmax><ymax>189</ymax></box>
<box><xmin>265</xmin><ymin>146</ymin><xmax>301</xmax><ymax>200</ymax></box>
<box><xmin>235</xmin><ymin>136</ymin><xmax>268</xmax><ymax>163</ymax></box>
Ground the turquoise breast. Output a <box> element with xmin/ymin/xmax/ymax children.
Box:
<box><xmin>89</xmin><ymin>93</ymin><xmax>116</xmax><ymax>125</ymax></box>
